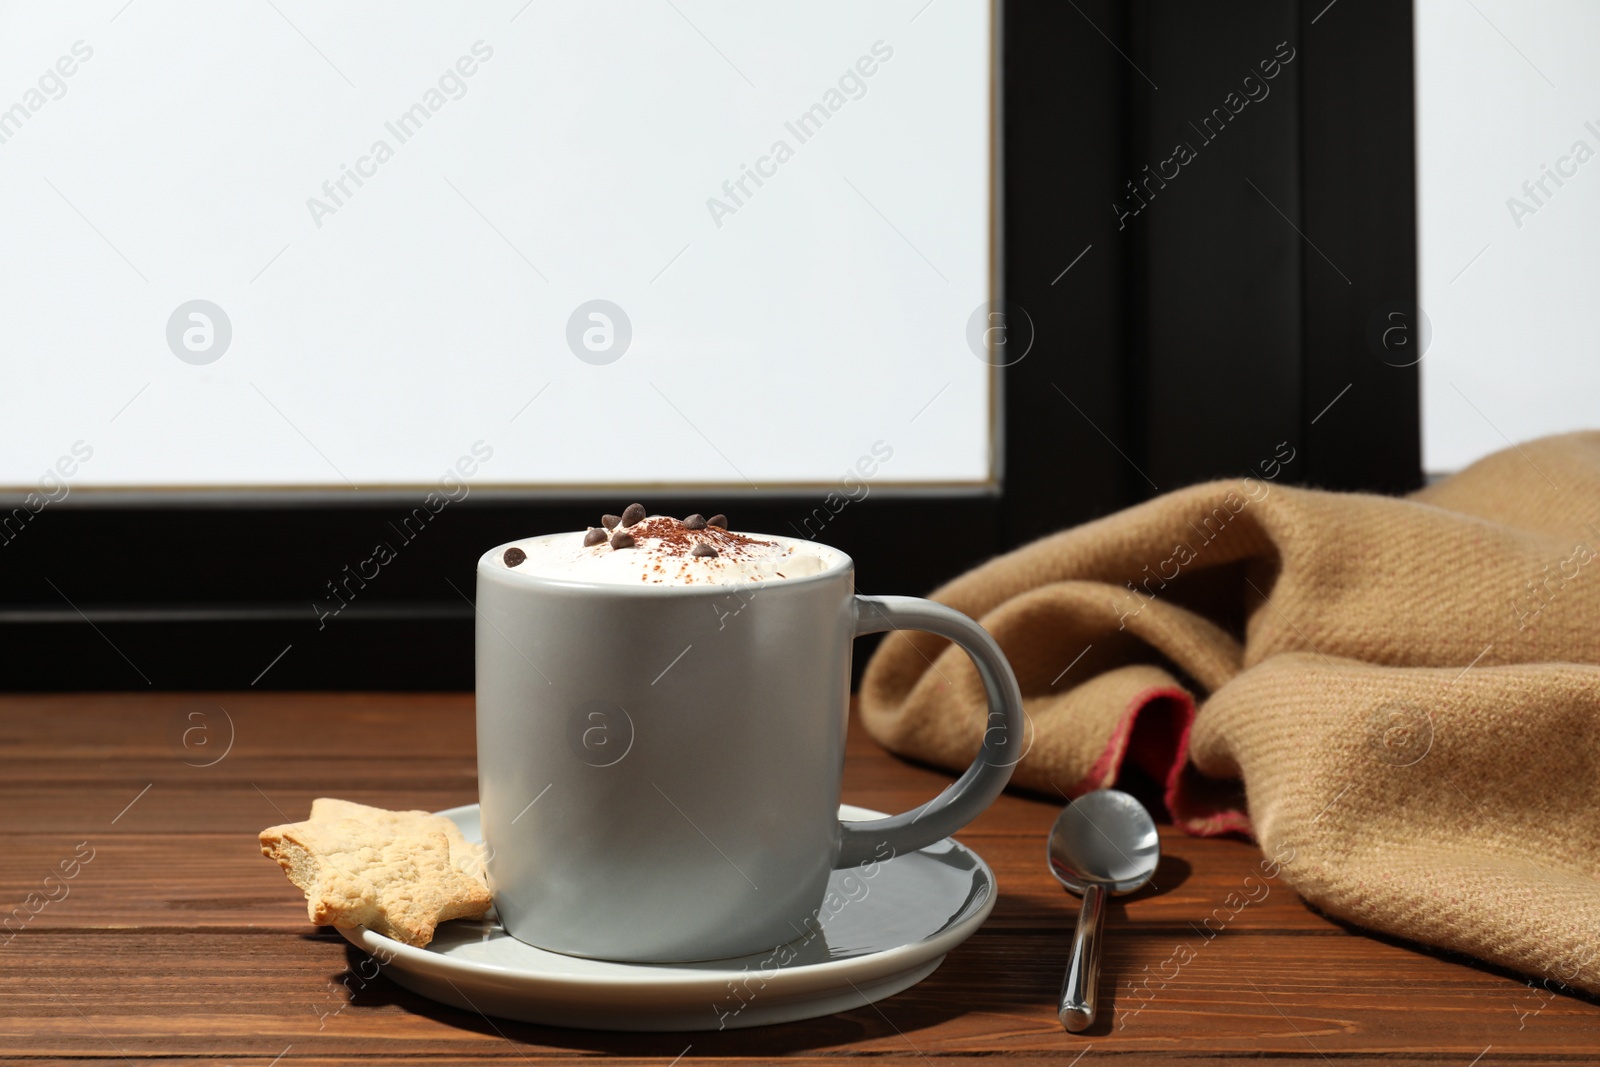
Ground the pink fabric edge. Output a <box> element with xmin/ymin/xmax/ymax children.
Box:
<box><xmin>1063</xmin><ymin>684</ymin><xmax>1252</xmax><ymax>838</ymax></box>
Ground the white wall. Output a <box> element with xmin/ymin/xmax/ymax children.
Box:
<box><xmin>0</xmin><ymin>1</ymin><xmax>992</xmax><ymax>491</ymax></box>
<box><xmin>1416</xmin><ymin>0</ymin><xmax>1600</xmax><ymax>474</ymax></box>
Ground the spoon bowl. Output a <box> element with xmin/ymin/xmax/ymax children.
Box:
<box><xmin>1046</xmin><ymin>789</ymin><xmax>1159</xmax><ymax>1032</ymax></box>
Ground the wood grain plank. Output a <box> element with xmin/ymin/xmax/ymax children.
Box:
<box><xmin>3</xmin><ymin>930</ymin><xmax>1596</xmax><ymax>1059</ymax></box>
<box><xmin>0</xmin><ymin>831</ymin><xmax>1338</xmax><ymax>933</ymax></box>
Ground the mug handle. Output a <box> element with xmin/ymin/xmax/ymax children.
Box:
<box><xmin>835</xmin><ymin>595</ymin><xmax>1026</xmax><ymax>868</ymax></box>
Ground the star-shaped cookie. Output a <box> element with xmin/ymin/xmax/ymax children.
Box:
<box><xmin>260</xmin><ymin>804</ymin><xmax>492</xmax><ymax>947</ymax></box>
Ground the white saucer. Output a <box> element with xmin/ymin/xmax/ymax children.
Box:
<box><xmin>339</xmin><ymin>803</ymin><xmax>995</xmax><ymax>1031</ymax></box>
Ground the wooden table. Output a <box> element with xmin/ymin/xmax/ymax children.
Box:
<box><xmin>3</xmin><ymin>692</ymin><xmax>1597</xmax><ymax>1064</ymax></box>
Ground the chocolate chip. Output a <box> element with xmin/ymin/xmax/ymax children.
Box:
<box><xmin>601</xmin><ymin>514</ymin><xmax>621</xmax><ymax>530</ymax></box>
<box><xmin>610</xmin><ymin>531</ymin><xmax>636</xmax><ymax>549</ymax></box>
<box><xmin>621</xmin><ymin>503</ymin><xmax>646</xmax><ymax>527</ymax></box>
<box><xmin>683</xmin><ymin>514</ymin><xmax>707</xmax><ymax>530</ymax></box>
<box><xmin>707</xmin><ymin>514</ymin><xmax>728</xmax><ymax>529</ymax></box>
<box><xmin>503</xmin><ymin>547</ymin><xmax>527</xmax><ymax>567</ymax></box>
<box><xmin>583</xmin><ymin>528</ymin><xmax>607</xmax><ymax>547</ymax></box>
<box><xmin>692</xmin><ymin>543</ymin><xmax>719</xmax><ymax>558</ymax></box>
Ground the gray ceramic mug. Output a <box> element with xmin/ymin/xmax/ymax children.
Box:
<box><xmin>475</xmin><ymin>533</ymin><xmax>1025</xmax><ymax>962</ymax></box>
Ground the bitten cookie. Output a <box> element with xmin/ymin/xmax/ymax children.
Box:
<box><xmin>260</xmin><ymin>807</ymin><xmax>492</xmax><ymax>947</ymax></box>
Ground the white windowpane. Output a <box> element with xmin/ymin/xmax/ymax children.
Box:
<box><xmin>1416</xmin><ymin>0</ymin><xmax>1600</xmax><ymax>474</ymax></box>
<box><xmin>0</xmin><ymin>1</ymin><xmax>993</xmax><ymax>490</ymax></box>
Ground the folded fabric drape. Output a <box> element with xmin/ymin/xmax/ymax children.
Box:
<box><xmin>861</xmin><ymin>432</ymin><xmax>1600</xmax><ymax>993</ymax></box>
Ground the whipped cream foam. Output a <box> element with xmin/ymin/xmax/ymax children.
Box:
<box><xmin>497</xmin><ymin>513</ymin><xmax>842</xmax><ymax>586</ymax></box>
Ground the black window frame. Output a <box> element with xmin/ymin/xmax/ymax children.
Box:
<box><xmin>2</xmin><ymin>0</ymin><xmax>1419</xmax><ymax>690</ymax></box>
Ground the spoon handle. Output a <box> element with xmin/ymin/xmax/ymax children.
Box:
<box><xmin>1058</xmin><ymin>883</ymin><xmax>1106</xmax><ymax>1032</ymax></box>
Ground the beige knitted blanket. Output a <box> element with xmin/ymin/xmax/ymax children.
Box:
<box><xmin>860</xmin><ymin>432</ymin><xmax>1600</xmax><ymax>993</ymax></box>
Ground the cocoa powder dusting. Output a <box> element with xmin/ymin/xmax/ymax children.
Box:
<box><xmin>625</xmin><ymin>515</ymin><xmax>773</xmax><ymax>560</ymax></box>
